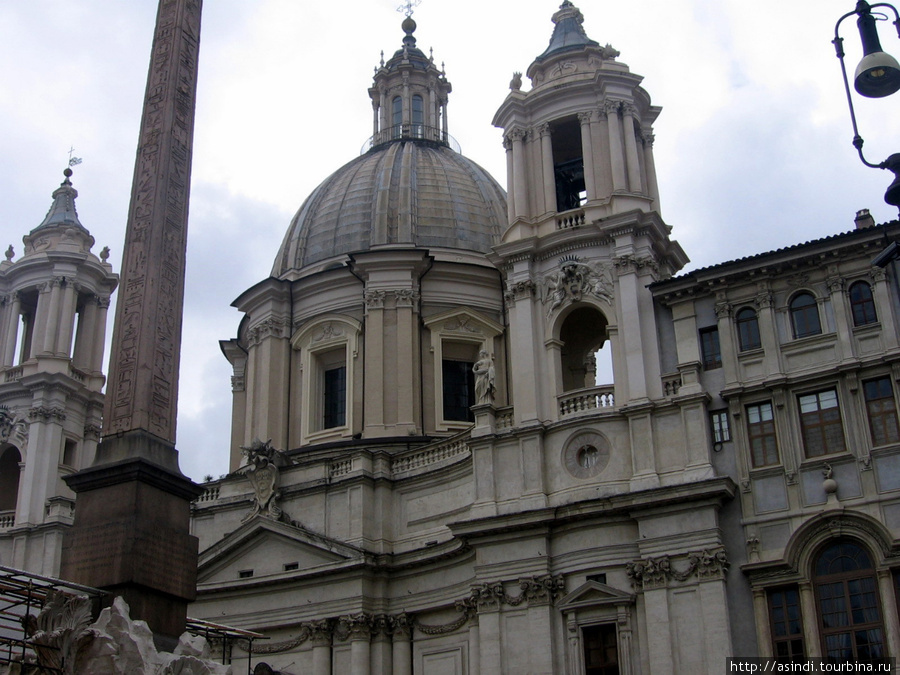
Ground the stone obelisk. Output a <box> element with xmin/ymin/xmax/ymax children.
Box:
<box><xmin>61</xmin><ymin>0</ymin><xmax>204</xmax><ymax>646</ymax></box>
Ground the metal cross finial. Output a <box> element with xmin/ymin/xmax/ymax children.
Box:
<box><xmin>397</xmin><ymin>0</ymin><xmax>422</xmax><ymax>18</ymax></box>
<box><xmin>67</xmin><ymin>146</ymin><xmax>83</xmax><ymax>167</ymax></box>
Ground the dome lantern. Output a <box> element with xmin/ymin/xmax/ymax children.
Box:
<box><xmin>366</xmin><ymin>16</ymin><xmax>453</xmax><ymax>150</ymax></box>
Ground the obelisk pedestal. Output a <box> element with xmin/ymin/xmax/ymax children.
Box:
<box><xmin>60</xmin><ymin>0</ymin><xmax>204</xmax><ymax>648</ymax></box>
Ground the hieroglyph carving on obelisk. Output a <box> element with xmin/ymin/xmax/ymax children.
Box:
<box><xmin>103</xmin><ymin>0</ymin><xmax>202</xmax><ymax>445</ymax></box>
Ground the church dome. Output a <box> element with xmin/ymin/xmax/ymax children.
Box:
<box><xmin>272</xmin><ymin>140</ymin><xmax>507</xmax><ymax>276</ymax></box>
<box><xmin>271</xmin><ymin>17</ymin><xmax>507</xmax><ymax>277</ymax></box>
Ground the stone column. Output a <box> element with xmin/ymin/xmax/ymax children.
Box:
<box><xmin>752</xmin><ymin>588</ymin><xmax>772</xmax><ymax>658</ymax></box>
<box><xmin>755</xmin><ymin>288</ymin><xmax>783</xmax><ymax>378</ymax></box>
<box><xmin>395</xmin><ymin>290</ymin><xmax>419</xmax><ymax>432</ymax></box>
<box><xmin>642</xmin><ymin>131</ymin><xmax>660</xmax><ymax>210</ymax></box>
<box><xmin>371</xmin><ymin>616</ymin><xmax>393</xmax><ymax>675</ymax></box>
<box><xmin>90</xmin><ymin>296</ymin><xmax>111</xmax><ymax>375</ymax></box>
<box><xmin>72</xmin><ymin>294</ymin><xmax>96</xmax><ymax>369</ymax></box>
<box><xmin>504</xmin><ymin>136</ymin><xmax>515</xmax><ymax>225</ymax></box>
<box><xmin>539</xmin><ymin>123</ymin><xmax>555</xmax><ymax>214</ymax></box>
<box><xmin>622</xmin><ymin>105</ymin><xmax>643</xmax><ymax>193</ymax></box>
<box><xmin>310</xmin><ymin>620</ymin><xmax>333</xmax><ymax>675</ymax></box>
<box><xmin>504</xmin><ymin>278</ymin><xmax>542</xmax><ymax>425</ymax></box>
<box><xmin>467</xmin><ymin>616</ymin><xmax>480</xmax><ymax>675</ymax></box>
<box><xmin>347</xmin><ymin>614</ymin><xmax>372</xmax><ymax>675</ymax></box>
<box><xmin>798</xmin><ymin>581</ymin><xmax>819</xmax><ymax>658</ymax></box>
<box><xmin>603</xmin><ymin>101</ymin><xmax>627</xmax><ymax>192</ymax></box>
<box><xmin>577</xmin><ymin>112</ymin><xmax>596</xmax><ymax>202</ymax></box>
<box><xmin>642</xmin><ymin>584</ymin><xmax>674</xmax><ymax>675</ymax></box>
<box><xmin>510</xmin><ymin>128</ymin><xmax>528</xmax><ymax>220</ymax></box>
<box><xmin>57</xmin><ymin>278</ymin><xmax>77</xmax><ymax>357</ymax></box>
<box><xmin>877</xmin><ymin>569</ymin><xmax>900</xmax><ymax>659</ymax></box>
<box><xmin>391</xmin><ymin>613</ymin><xmax>412</xmax><ymax>675</ymax></box>
<box><xmin>871</xmin><ymin>267</ymin><xmax>900</xmax><ymax>350</ymax></box>
<box><xmin>364</xmin><ymin>291</ymin><xmax>386</xmax><ymax>434</ymax></box>
<box><xmin>60</xmin><ymin>0</ymin><xmax>204</xmax><ymax>647</ymax></box>
<box><xmin>29</xmin><ymin>283</ymin><xmax>51</xmax><ymax>359</ymax></box>
<box><xmin>476</xmin><ymin>600</ymin><xmax>502</xmax><ymax>675</ymax></box>
<box><xmin>714</xmin><ymin>298</ymin><xmax>738</xmax><ymax>385</ymax></box>
<box><xmin>2</xmin><ymin>293</ymin><xmax>20</xmax><ymax>366</ymax></box>
<box><xmin>42</xmin><ymin>278</ymin><xmax>63</xmax><ymax>355</ymax></box>
<box><xmin>825</xmin><ymin>269</ymin><xmax>851</xmax><ymax>361</ymax></box>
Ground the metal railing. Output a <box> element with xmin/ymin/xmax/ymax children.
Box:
<box><xmin>361</xmin><ymin>124</ymin><xmax>461</xmax><ymax>154</ymax></box>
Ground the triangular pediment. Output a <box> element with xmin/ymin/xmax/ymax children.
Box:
<box><xmin>197</xmin><ymin>517</ymin><xmax>364</xmax><ymax>584</ymax></box>
<box><xmin>557</xmin><ymin>580</ymin><xmax>634</xmax><ymax>613</ymax></box>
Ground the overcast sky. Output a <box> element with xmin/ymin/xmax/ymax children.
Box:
<box><xmin>2</xmin><ymin>1</ymin><xmax>899</xmax><ymax>482</ymax></box>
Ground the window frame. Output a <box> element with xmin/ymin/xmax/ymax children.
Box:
<box><xmin>798</xmin><ymin>388</ymin><xmax>846</xmax><ymax>458</ymax></box>
<box><xmin>710</xmin><ymin>409</ymin><xmax>731</xmax><ymax>444</ymax></box>
<box><xmin>736</xmin><ymin>307</ymin><xmax>762</xmax><ymax>351</ymax></box>
<box><xmin>790</xmin><ymin>292</ymin><xmax>822</xmax><ymax>339</ymax></box>
<box><xmin>863</xmin><ymin>376</ymin><xmax>900</xmax><ymax>447</ymax></box>
<box><xmin>767</xmin><ymin>586</ymin><xmax>806</xmax><ymax>661</ymax></box>
<box><xmin>746</xmin><ymin>401</ymin><xmax>779</xmax><ymax>468</ymax></box>
<box><xmin>424</xmin><ymin>308</ymin><xmax>503</xmax><ymax>432</ymax></box>
<box><xmin>699</xmin><ymin>326</ymin><xmax>722</xmax><ymax>370</ymax></box>
<box><xmin>292</xmin><ymin>315</ymin><xmax>361</xmax><ymax>445</ymax></box>
<box><xmin>813</xmin><ymin>540</ymin><xmax>887</xmax><ymax>663</ymax></box>
<box><xmin>849</xmin><ymin>280</ymin><xmax>878</xmax><ymax>327</ymax></box>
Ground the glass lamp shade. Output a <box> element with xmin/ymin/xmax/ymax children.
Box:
<box><xmin>855</xmin><ymin>50</ymin><xmax>900</xmax><ymax>97</ymax></box>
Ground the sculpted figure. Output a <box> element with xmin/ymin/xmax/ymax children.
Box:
<box><xmin>473</xmin><ymin>350</ymin><xmax>495</xmax><ymax>404</ymax></box>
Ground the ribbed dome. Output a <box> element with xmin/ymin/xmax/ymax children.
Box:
<box><xmin>272</xmin><ymin>140</ymin><xmax>508</xmax><ymax>276</ymax></box>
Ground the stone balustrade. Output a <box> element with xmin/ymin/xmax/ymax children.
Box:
<box><xmin>558</xmin><ymin>385</ymin><xmax>615</xmax><ymax>417</ymax></box>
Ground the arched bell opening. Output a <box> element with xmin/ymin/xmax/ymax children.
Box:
<box><xmin>560</xmin><ymin>306</ymin><xmax>611</xmax><ymax>392</ymax></box>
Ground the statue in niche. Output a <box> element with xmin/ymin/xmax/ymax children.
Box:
<box><xmin>237</xmin><ymin>438</ymin><xmax>292</xmax><ymax>522</ymax></box>
<box><xmin>473</xmin><ymin>350</ymin><xmax>495</xmax><ymax>404</ymax></box>
<box><xmin>544</xmin><ymin>257</ymin><xmax>613</xmax><ymax>318</ymax></box>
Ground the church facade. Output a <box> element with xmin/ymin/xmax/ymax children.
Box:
<box><xmin>3</xmin><ymin>2</ymin><xmax>900</xmax><ymax>673</ymax></box>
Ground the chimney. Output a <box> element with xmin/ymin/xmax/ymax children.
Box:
<box><xmin>855</xmin><ymin>208</ymin><xmax>876</xmax><ymax>229</ymax></box>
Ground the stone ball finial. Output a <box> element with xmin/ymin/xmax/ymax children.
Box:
<box><xmin>100</xmin><ymin>246</ymin><xmax>110</xmax><ymax>262</ymax></box>
<box><xmin>63</xmin><ymin>167</ymin><xmax>73</xmax><ymax>178</ymax></box>
<box><xmin>402</xmin><ymin>16</ymin><xmax>416</xmax><ymax>35</ymax></box>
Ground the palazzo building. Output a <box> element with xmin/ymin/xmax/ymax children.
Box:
<box><xmin>2</xmin><ymin>2</ymin><xmax>900</xmax><ymax>674</ymax></box>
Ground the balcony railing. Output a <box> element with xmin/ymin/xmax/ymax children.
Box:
<box><xmin>0</xmin><ymin>511</ymin><xmax>14</xmax><ymax>530</ymax></box>
<box><xmin>559</xmin><ymin>385</ymin><xmax>615</xmax><ymax>418</ymax></box>
<box><xmin>361</xmin><ymin>124</ymin><xmax>461</xmax><ymax>154</ymax></box>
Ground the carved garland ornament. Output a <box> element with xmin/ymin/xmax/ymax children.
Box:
<box><xmin>626</xmin><ymin>547</ymin><xmax>729</xmax><ymax>590</ymax></box>
<box><xmin>237</xmin><ymin>576</ymin><xmax>565</xmax><ymax>654</ymax></box>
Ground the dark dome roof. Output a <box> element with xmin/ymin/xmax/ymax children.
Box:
<box><xmin>272</xmin><ymin>140</ymin><xmax>508</xmax><ymax>276</ymax></box>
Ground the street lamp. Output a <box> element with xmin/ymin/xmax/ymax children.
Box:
<box><xmin>833</xmin><ymin>0</ymin><xmax>900</xmax><ymax>207</ymax></box>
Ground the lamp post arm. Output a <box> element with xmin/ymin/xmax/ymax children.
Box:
<box><xmin>834</xmin><ymin>10</ymin><xmax>887</xmax><ymax>168</ymax></box>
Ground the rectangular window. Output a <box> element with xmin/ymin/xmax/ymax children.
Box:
<box><xmin>700</xmin><ymin>327</ymin><xmax>722</xmax><ymax>370</ymax></box>
<box><xmin>582</xmin><ymin>623</ymin><xmax>619</xmax><ymax>675</ymax></box>
<box><xmin>768</xmin><ymin>587</ymin><xmax>805</xmax><ymax>660</ymax></box>
<box><xmin>863</xmin><ymin>377</ymin><xmax>900</xmax><ymax>446</ymax></box>
<box><xmin>442</xmin><ymin>359</ymin><xmax>475</xmax><ymax>422</ymax></box>
<box><xmin>747</xmin><ymin>402</ymin><xmax>778</xmax><ymax>467</ymax></box>
<box><xmin>799</xmin><ymin>389</ymin><xmax>846</xmax><ymax>457</ymax></box>
<box><xmin>711</xmin><ymin>410</ymin><xmax>731</xmax><ymax>444</ymax></box>
<box><xmin>323</xmin><ymin>365</ymin><xmax>347</xmax><ymax>429</ymax></box>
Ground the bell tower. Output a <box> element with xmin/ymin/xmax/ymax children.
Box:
<box><xmin>0</xmin><ymin>168</ymin><xmax>117</xmax><ymax>573</ymax></box>
<box><xmin>493</xmin><ymin>0</ymin><xmax>663</xmax><ymax>241</ymax></box>
<box><xmin>489</xmin><ymin>2</ymin><xmax>691</xmax><ymax>480</ymax></box>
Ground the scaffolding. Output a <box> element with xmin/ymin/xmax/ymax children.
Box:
<box><xmin>0</xmin><ymin>565</ymin><xmax>265</xmax><ymax>674</ymax></box>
